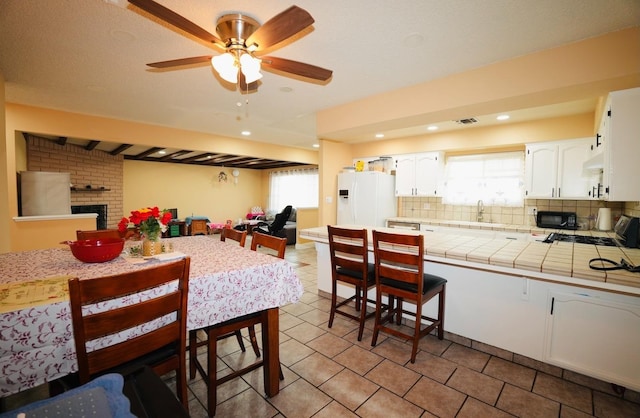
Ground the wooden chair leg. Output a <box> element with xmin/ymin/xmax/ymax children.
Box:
<box><xmin>396</xmin><ymin>298</ymin><xmax>403</xmax><ymax>325</ymax></box>
<box><xmin>328</xmin><ymin>280</ymin><xmax>337</xmax><ymax>328</ymax></box>
<box><xmin>247</xmin><ymin>326</ymin><xmax>261</xmax><ymax>357</ymax></box>
<box><xmin>438</xmin><ymin>286</ymin><xmax>446</xmax><ymax>339</ymax></box>
<box><xmin>234</xmin><ymin>330</ymin><xmax>246</xmax><ymax>352</ymax></box>
<box><xmin>357</xmin><ymin>287</ymin><xmax>368</xmax><ymax>341</ymax></box>
<box><xmin>188</xmin><ymin>330</ymin><xmax>198</xmax><ymax>380</ymax></box>
<box><xmin>410</xmin><ymin>304</ymin><xmax>422</xmax><ymax>363</ymax></box>
<box><xmin>371</xmin><ymin>291</ymin><xmax>383</xmax><ymax>347</ymax></box>
<box><xmin>207</xmin><ymin>328</ymin><xmax>218</xmax><ymax>418</ymax></box>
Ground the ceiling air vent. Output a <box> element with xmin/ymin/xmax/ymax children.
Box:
<box><xmin>454</xmin><ymin>117</ymin><xmax>478</xmax><ymax>125</ymax></box>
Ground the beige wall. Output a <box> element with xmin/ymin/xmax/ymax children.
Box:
<box><xmin>318</xmin><ymin>140</ymin><xmax>352</xmax><ymax>227</ymax></box>
<box><xmin>296</xmin><ymin>207</ymin><xmax>319</xmax><ymax>244</ymax></box>
<box><xmin>350</xmin><ymin>113</ymin><xmax>594</xmax><ymax>161</ymax></box>
<box><xmin>12</xmin><ymin>217</ymin><xmax>97</xmax><ymax>252</ymax></box>
<box><xmin>2</xmin><ymin>104</ymin><xmax>318</xmax><ymax>252</ymax></box>
<box><xmin>124</xmin><ymin>160</ymin><xmax>263</xmax><ymax>224</ymax></box>
<box><xmin>317</xmin><ymin>27</ymin><xmax>640</xmax><ymax>139</ymax></box>
<box><xmin>3</xmin><ymin>28</ymin><xmax>640</xmax><ymax>252</ymax></box>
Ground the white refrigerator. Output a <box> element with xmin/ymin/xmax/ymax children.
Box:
<box><xmin>337</xmin><ymin>171</ymin><xmax>397</xmax><ymax>226</ymax></box>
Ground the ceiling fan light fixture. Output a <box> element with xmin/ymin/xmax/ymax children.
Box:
<box><xmin>239</xmin><ymin>53</ymin><xmax>262</xmax><ymax>83</ymax></box>
<box><xmin>212</xmin><ymin>53</ymin><xmax>238</xmax><ymax>83</ymax></box>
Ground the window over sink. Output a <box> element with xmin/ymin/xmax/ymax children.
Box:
<box><xmin>443</xmin><ymin>151</ymin><xmax>525</xmax><ymax>206</ymax></box>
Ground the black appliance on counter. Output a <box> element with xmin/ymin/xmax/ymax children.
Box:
<box><xmin>536</xmin><ymin>211</ymin><xmax>577</xmax><ymax>230</ymax></box>
<box><xmin>543</xmin><ymin>215</ymin><xmax>640</xmax><ymax>248</ymax></box>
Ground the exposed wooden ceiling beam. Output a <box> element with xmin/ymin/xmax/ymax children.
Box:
<box><xmin>134</xmin><ymin>147</ymin><xmax>164</xmax><ymax>158</ymax></box>
<box><xmin>110</xmin><ymin>144</ymin><xmax>133</xmax><ymax>155</ymax></box>
<box><xmin>85</xmin><ymin>140</ymin><xmax>99</xmax><ymax>151</ymax></box>
<box><xmin>158</xmin><ymin>150</ymin><xmax>192</xmax><ymax>161</ymax></box>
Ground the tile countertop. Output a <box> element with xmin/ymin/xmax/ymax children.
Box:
<box><xmin>299</xmin><ymin>224</ymin><xmax>640</xmax><ymax>296</ymax></box>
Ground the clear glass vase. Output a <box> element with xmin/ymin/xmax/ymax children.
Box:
<box><xmin>142</xmin><ymin>237</ymin><xmax>162</xmax><ymax>257</ymax></box>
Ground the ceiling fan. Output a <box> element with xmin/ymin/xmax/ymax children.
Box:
<box><xmin>127</xmin><ymin>0</ymin><xmax>333</xmax><ymax>91</ymax></box>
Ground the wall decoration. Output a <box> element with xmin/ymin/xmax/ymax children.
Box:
<box><xmin>218</xmin><ymin>171</ymin><xmax>228</xmax><ymax>183</ymax></box>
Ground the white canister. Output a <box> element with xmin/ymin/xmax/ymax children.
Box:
<box><xmin>596</xmin><ymin>208</ymin><xmax>612</xmax><ymax>231</ymax></box>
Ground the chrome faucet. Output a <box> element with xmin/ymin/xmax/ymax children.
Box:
<box><xmin>477</xmin><ymin>199</ymin><xmax>484</xmax><ymax>222</ymax></box>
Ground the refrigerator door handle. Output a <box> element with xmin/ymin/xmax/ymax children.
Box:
<box><xmin>351</xmin><ymin>179</ymin><xmax>358</xmax><ymax>223</ymax></box>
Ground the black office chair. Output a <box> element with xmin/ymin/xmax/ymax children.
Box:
<box><xmin>254</xmin><ymin>205</ymin><xmax>293</xmax><ymax>238</ymax></box>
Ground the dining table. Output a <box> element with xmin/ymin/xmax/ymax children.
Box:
<box><xmin>0</xmin><ymin>235</ymin><xmax>303</xmax><ymax>397</ymax></box>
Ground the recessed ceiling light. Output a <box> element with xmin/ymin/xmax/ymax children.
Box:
<box><xmin>206</xmin><ymin>155</ymin><xmax>212</xmax><ymax>159</ymax></box>
<box><xmin>241</xmin><ymin>131</ymin><xmax>251</xmax><ymax>136</ymax></box>
<box><xmin>312</xmin><ymin>144</ymin><xmax>320</xmax><ymax>148</ymax></box>
<box><xmin>158</xmin><ymin>150</ymin><xmax>166</xmax><ymax>155</ymax></box>
<box><xmin>403</xmin><ymin>33</ymin><xmax>424</xmax><ymax>48</ymax></box>
<box><xmin>497</xmin><ymin>114</ymin><xmax>510</xmax><ymax>121</ymax></box>
<box><xmin>427</xmin><ymin>125</ymin><xmax>439</xmax><ymax>131</ymax></box>
<box><xmin>375</xmin><ymin>133</ymin><xmax>385</xmax><ymax>138</ymax></box>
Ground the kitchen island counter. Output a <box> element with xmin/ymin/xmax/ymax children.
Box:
<box><xmin>300</xmin><ymin>225</ymin><xmax>640</xmax><ymax>392</ymax></box>
<box><xmin>301</xmin><ymin>225</ymin><xmax>640</xmax><ymax>294</ymax></box>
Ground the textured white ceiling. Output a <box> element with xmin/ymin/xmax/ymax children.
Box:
<box><xmin>1</xmin><ymin>0</ymin><xmax>639</xmax><ymax>150</ymax></box>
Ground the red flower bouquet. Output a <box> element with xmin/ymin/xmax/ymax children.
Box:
<box><xmin>118</xmin><ymin>207</ymin><xmax>172</xmax><ymax>241</ymax></box>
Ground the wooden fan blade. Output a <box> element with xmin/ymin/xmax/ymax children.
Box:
<box><xmin>239</xmin><ymin>72</ymin><xmax>259</xmax><ymax>92</ymax></box>
<box><xmin>147</xmin><ymin>55</ymin><xmax>213</xmax><ymax>68</ymax></box>
<box><xmin>261</xmin><ymin>56</ymin><xmax>332</xmax><ymax>81</ymax></box>
<box><xmin>246</xmin><ymin>6</ymin><xmax>314</xmax><ymax>51</ymax></box>
<box><xmin>128</xmin><ymin>0</ymin><xmax>223</xmax><ymax>46</ymax></box>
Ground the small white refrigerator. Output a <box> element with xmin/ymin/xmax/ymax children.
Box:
<box><xmin>337</xmin><ymin>171</ymin><xmax>397</xmax><ymax>226</ymax></box>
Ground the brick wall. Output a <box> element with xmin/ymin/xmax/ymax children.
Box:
<box><xmin>26</xmin><ymin>134</ymin><xmax>124</xmax><ymax>228</ymax></box>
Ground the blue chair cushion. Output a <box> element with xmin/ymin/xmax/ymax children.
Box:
<box><xmin>0</xmin><ymin>374</ymin><xmax>134</xmax><ymax>418</ymax></box>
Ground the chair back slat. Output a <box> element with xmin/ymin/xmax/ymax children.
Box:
<box><xmin>251</xmin><ymin>232</ymin><xmax>287</xmax><ymax>258</ymax></box>
<box><xmin>87</xmin><ymin>323</ymin><xmax>181</xmax><ymax>373</ymax></box>
<box><xmin>76</xmin><ymin>229</ymin><xmax>122</xmax><ymax>240</ymax></box>
<box><xmin>373</xmin><ymin>230</ymin><xmax>424</xmax><ymax>294</ymax></box>
<box><xmin>328</xmin><ymin>226</ymin><xmax>369</xmax><ymax>276</ymax></box>
<box><xmin>221</xmin><ymin>228</ymin><xmax>248</xmax><ymax>247</ymax></box>
<box><xmin>69</xmin><ymin>258</ymin><xmax>190</xmax><ymax>387</ymax></box>
<box><xmin>81</xmin><ymin>293</ymin><xmax>182</xmax><ymax>341</ymax></box>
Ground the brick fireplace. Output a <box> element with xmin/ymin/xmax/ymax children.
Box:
<box><xmin>25</xmin><ymin>134</ymin><xmax>124</xmax><ymax>228</ymax></box>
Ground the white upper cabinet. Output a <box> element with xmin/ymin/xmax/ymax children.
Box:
<box><xmin>525</xmin><ymin>138</ymin><xmax>592</xmax><ymax>199</ymax></box>
<box><xmin>592</xmin><ymin>87</ymin><xmax>640</xmax><ymax>201</ymax></box>
<box><xmin>394</xmin><ymin>152</ymin><xmax>443</xmax><ymax>197</ymax></box>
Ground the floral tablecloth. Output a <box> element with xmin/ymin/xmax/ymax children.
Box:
<box><xmin>0</xmin><ymin>235</ymin><xmax>303</xmax><ymax>396</ymax></box>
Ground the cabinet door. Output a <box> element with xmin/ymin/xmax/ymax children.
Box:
<box><xmin>557</xmin><ymin>139</ymin><xmax>591</xmax><ymax>199</ymax></box>
<box><xmin>414</xmin><ymin>152</ymin><xmax>441</xmax><ymax>196</ymax></box>
<box><xmin>544</xmin><ymin>292</ymin><xmax>640</xmax><ymax>390</ymax></box>
<box><xmin>394</xmin><ymin>155</ymin><xmax>416</xmax><ymax>196</ymax></box>
<box><xmin>525</xmin><ymin>144</ymin><xmax>557</xmax><ymax>198</ymax></box>
<box><xmin>603</xmin><ymin>87</ymin><xmax>640</xmax><ymax>201</ymax></box>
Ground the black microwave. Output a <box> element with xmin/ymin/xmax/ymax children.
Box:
<box><xmin>536</xmin><ymin>211</ymin><xmax>578</xmax><ymax>230</ymax></box>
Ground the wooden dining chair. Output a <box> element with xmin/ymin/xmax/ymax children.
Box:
<box><xmin>209</xmin><ymin>227</ymin><xmax>252</xmax><ymax>354</ymax></box>
<box><xmin>327</xmin><ymin>225</ymin><xmax>377</xmax><ymax>341</ymax></box>
<box><xmin>248</xmin><ymin>231</ymin><xmax>288</xmax><ymax>362</ymax></box>
<box><xmin>76</xmin><ymin>229</ymin><xmax>122</xmax><ymax>240</ymax></box>
<box><xmin>220</xmin><ymin>227</ymin><xmax>248</xmax><ymax>247</ymax></box>
<box><xmin>68</xmin><ymin>257</ymin><xmax>191</xmax><ymax>414</ymax></box>
<box><xmin>189</xmin><ymin>232</ymin><xmax>287</xmax><ymax>416</ymax></box>
<box><xmin>251</xmin><ymin>231</ymin><xmax>287</xmax><ymax>258</ymax></box>
<box><xmin>371</xmin><ymin>230</ymin><xmax>447</xmax><ymax>363</ymax></box>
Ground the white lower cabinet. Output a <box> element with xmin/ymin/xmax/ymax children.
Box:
<box><xmin>313</xmin><ymin>240</ymin><xmax>640</xmax><ymax>391</ymax></box>
<box><xmin>544</xmin><ymin>291</ymin><xmax>640</xmax><ymax>391</ymax></box>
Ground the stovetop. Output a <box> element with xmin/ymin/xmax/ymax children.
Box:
<box><xmin>543</xmin><ymin>233</ymin><xmax>619</xmax><ymax>247</ymax></box>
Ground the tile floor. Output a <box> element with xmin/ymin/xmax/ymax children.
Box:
<box><xmin>3</xmin><ymin>236</ymin><xmax>640</xmax><ymax>417</ymax></box>
<box><xmin>183</xmin><ymin>238</ymin><xmax>640</xmax><ymax>417</ymax></box>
